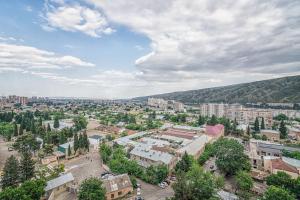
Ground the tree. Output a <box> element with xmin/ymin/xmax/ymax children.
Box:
<box><xmin>74</xmin><ymin>133</ymin><xmax>79</xmax><ymax>153</ymax></box>
<box><xmin>47</xmin><ymin>123</ymin><xmax>51</xmax><ymax>132</ymax></box>
<box><xmin>30</xmin><ymin>121</ymin><xmax>36</xmax><ymax>135</ymax></box>
<box><xmin>246</xmin><ymin>126</ymin><xmax>251</xmax><ymax>136</ymax></box>
<box><xmin>214</xmin><ymin>138</ymin><xmax>251</xmax><ymax>175</ymax></box>
<box><xmin>18</xmin><ymin>125</ymin><xmax>23</xmax><ymax>135</ymax></box>
<box><xmin>13</xmin><ymin>123</ymin><xmax>18</xmax><ymax>137</ymax></box>
<box><xmin>68</xmin><ymin>144</ymin><xmax>71</xmax><ymax>157</ymax></box>
<box><xmin>273</xmin><ymin>114</ymin><xmax>288</xmax><ymax>121</ymax></box>
<box><xmin>261</xmin><ymin>117</ymin><xmax>265</xmax><ymax>130</ymax></box>
<box><xmin>0</xmin><ymin>179</ymin><xmax>46</xmax><ymax>200</ymax></box>
<box><xmin>254</xmin><ymin>117</ymin><xmax>260</xmax><ymax>132</ymax></box>
<box><xmin>266</xmin><ymin>172</ymin><xmax>300</xmax><ymax>198</ymax></box>
<box><xmin>198</xmin><ymin>115</ymin><xmax>206</xmax><ymax>126</ymax></box>
<box><xmin>208</xmin><ymin>115</ymin><xmax>218</xmax><ymax>126</ymax></box>
<box><xmin>1</xmin><ymin>155</ymin><xmax>19</xmax><ymax>189</ymax></box>
<box><xmin>99</xmin><ymin>143</ymin><xmax>112</xmax><ymax>164</ymax></box>
<box><xmin>262</xmin><ymin>134</ymin><xmax>268</xmax><ymax>141</ymax></box>
<box><xmin>53</xmin><ymin>116</ymin><xmax>59</xmax><ymax>129</ymax></box>
<box><xmin>78</xmin><ymin>178</ymin><xmax>106</xmax><ymax>200</ymax></box>
<box><xmin>73</xmin><ymin>116</ymin><xmax>88</xmax><ymax>131</ymax></box>
<box><xmin>263</xmin><ymin>186</ymin><xmax>295</xmax><ymax>200</ymax></box>
<box><xmin>172</xmin><ymin>165</ymin><xmax>222</xmax><ymax>200</ymax></box>
<box><xmin>83</xmin><ymin>131</ymin><xmax>89</xmax><ymax>151</ymax></box>
<box><xmin>175</xmin><ymin>152</ymin><xmax>193</xmax><ymax>173</ymax></box>
<box><xmin>235</xmin><ymin>171</ymin><xmax>253</xmax><ymax>199</ymax></box>
<box><xmin>19</xmin><ymin>150</ymin><xmax>35</xmax><ymax>182</ymax></box>
<box><xmin>279</xmin><ymin>120</ymin><xmax>287</xmax><ymax>139</ymax></box>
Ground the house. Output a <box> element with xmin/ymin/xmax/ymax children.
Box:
<box><xmin>103</xmin><ymin>174</ymin><xmax>133</xmax><ymax>200</ymax></box>
<box><xmin>58</xmin><ymin>141</ymin><xmax>74</xmax><ymax>157</ymax></box>
<box><xmin>205</xmin><ymin>124</ymin><xmax>224</xmax><ymax>139</ymax></box>
<box><xmin>176</xmin><ymin>135</ymin><xmax>212</xmax><ymax>159</ymax></box>
<box><xmin>45</xmin><ymin>173</ymin><xmax>75</xmax><ymax>199</ymax></box>
<box><xmin>88</xmin><ymin>135</ymin><xmax>103</xmax><ymax>150</ymax></box>
<box><xmin>288</xmin><ymin>127</ymin><xmax>300</xmax><ymax>141</ymax></box>
<box><xmin>161</xmin><ymin>128</ymin><xmax>198</xmax><ymax>140</ymax></box>
<box><xmin>260</xmin><ymin>129</ymin><xmax>280</xmax><ymax>141</ymax></box>
<box><xmin>130</xmin><ymin>144</ymin><xmax>177</xmax><ymax>169</ymax></box>
<box><xmin>264</xmin><ymin>156</ymin><xmax>300</xmax><ymax>178</ymax></box>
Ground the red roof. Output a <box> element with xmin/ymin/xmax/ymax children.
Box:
<box><xmin>271</xmin><ymin>159</ymin><xmax>299</xmax><ymax>174</ymax></box>
<box><xmin>162</xmin><ymin>128</ymin><xmax>196</xmax><ymax>140</ymax></box>
<box><xmin>205</xmin><ymin>124</ymin><xmax>224</xmax><ymax>137</ymax></box>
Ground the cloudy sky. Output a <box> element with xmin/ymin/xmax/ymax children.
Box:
<box><xmin>0</xmin><ymin>0</ymin><xmax>299</xmax><ymax>99</ymax></box>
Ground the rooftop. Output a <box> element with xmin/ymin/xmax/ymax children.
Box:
<box><xmin>45</xmin><ymin>173</ymin><xmax>74</xmax><ymax>191</ymax></box>
<box><xmin>103</xmin><ymin>174</ymin><xmax>132</xmax><ymax>193</ymax></box>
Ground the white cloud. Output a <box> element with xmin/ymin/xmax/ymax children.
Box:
<box><xmin>87</xmin><ymin>0</ymin><xmax>300</xmax><ymax>84</ymax></box>
<box><xmin>0</xmin><ymin>43</ymin><xmax>95</xmax><ymax>69</ymax></box>
<box><xmin>25</xmin><ymin>6</ymin><xmax>33</xmax><ymax>12</ymax></box>
<box><xmin>42</xmin><ymin>1</ymin><xmax>115</xmax><ymax>37</ymax></box>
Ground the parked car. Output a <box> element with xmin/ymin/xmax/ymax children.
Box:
<box><xmin>135</xmin><ymin>197</ymin><xmax>144</xmax><ymax>200</ymax></box>
<box><xmin>158</xmin><ymin>183</ymin><xmax>166</xmax><ymax>188</ymax></box>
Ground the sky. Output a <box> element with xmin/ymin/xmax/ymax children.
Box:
<box><xmin>0</xmin><ymin>0</ymin><xmax>299</xmax><ymax>99</ymax></box>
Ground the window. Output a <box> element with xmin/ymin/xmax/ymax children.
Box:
<box><xmin>111</xmin><ymin>194</ymin><xmax>114</xmax><ymax>198</ymax></box>
<box><xmin>118</xmin><ymin>191</ymin><xmax>122</xmax><ymax>196</ymax></box>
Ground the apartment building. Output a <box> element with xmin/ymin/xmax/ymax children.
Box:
<box><xmin>200</xmin><ymin>103</ymin><xmax>226</xmax><ymax>118</ymax></box>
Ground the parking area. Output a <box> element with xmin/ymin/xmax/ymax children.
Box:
<box><xmin>137</xmin><ymin>179</ymin><xmax>174</xmax><ymax>200</ymax></box>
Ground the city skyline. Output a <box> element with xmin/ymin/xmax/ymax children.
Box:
<box><xmin>0</xmin><ymin>0</ymin><xmax>300</xmax><ymax>98</ymax></box>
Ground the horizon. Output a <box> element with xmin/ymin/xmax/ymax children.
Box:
<box><xmin>1</xmin><ymin>0</ymin><xmax>300</xmax><ymax>98</ymax></box>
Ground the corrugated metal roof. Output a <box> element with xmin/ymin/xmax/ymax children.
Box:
<box><xmin>45</xmin><ymin>173</ymin><xmax>74</xmax><ymax>191</ymax></box>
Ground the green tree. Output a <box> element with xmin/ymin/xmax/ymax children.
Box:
<box><xmin>0</xmin><ymin>179</ymin><xmax>46</xmax><ymax>200</ymax></box>
<box><xmin>172</xmin><ymin>165</ymin><xmax>221</xmax><ymax>200</ymax></box>
<box><xmin>19</xmin><ymin>150</ymin><xmax>35</xmax><ymax>182</ymax></box>
<box><xmin>13</xmin><ymin>123</ymin><xmax>18</xmax><ymax>137</ymax></box>
<box><xmin>53</xmin><ymin>116</ymin><xmax>59</xmax><ymax>129</ymax></box>
<box><xmin>99</xmin><ymin>143</ymin><xmax>112</xmax><ymax>164</ymax></box>
<box><xmin>214</xmin><ymin>138</ymin><xmax>251</xmax><ymax>175</ymax></box>
<box><xmin>1</xmin><ymin>155</ymin><xmax>19</xmax><ymax>189</ymax></box>
<box><xmin>175</xmin><ymin>152</ymin><xmax>193</xmax><ymax>173</ymax></box>
<box><xmin>78</xmin><ymin>178</ymin><xmax>106</xmax><ymax>200</ymax></box>
<box><xmin>263</xmin><ymin>186</ymin><xmax>295</xmax><ymax>200</ymax></box>
<box><xmin>254</xmin><ymin>117</ymin><xmax>260</xmax><ymax>132</ymax></box>
<box><xmin>235</xmin><ymin>171</ymin><xmax>253</xmax><ymax>199</ymax></box>
<box><xmin>74</xmin><ymin>133</ymin><xmax>79</xmax><ymax>153</ymax></box>
<box><xmin>208</xmin><ymin>115</ymin><xmax>218</xmax><ymax>126</ymax></box>
<box><xmin>47</xmin><ymin>123</ymin><xmax>51</xmax><ymax>132</ymax></box>
<box><xmin>198</xmin><ymin>115</ymin><xmax>206</xmax><ymax>126</ymax></box>
<box><xmin>279</xmin><ymin>120</ymin><xmax>287</xmax><ymax>139</ymax></box>
<box><xmin>18</xmin><ymin>125</ymin><xmax>23</xmax><ymax>135</ymax></box>
<box><xmin>73</xmin><ymin>116</ymin><xmax>88</xmax><ymax>131</ymax></box>
<box><xmin>246</xmin><ymin>125</ymin><xmax>251</xmax><ymax>136</ymax></box>
<box><xmin>261</xmin><ymin>117</ymin><xmax>265</xmax><ymax>130</ymax></box>
<box><xmin>68</xmin><ymin>144</ymin><xmax>71</xmax><ymax>157</ymax></box>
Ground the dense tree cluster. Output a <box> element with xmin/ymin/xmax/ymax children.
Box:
<box><xmin>78</xmin><ymin>178</ymin><xmax>106</xmax><ymax>200</ymax></box>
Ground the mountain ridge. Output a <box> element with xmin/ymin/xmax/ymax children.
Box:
<box><xmin>133</xmin><ymin>75</ymin><xmax>300</xmax><ymax>104</ymax></box>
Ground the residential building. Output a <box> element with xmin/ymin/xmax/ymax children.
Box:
<box><xmin>130</xmin><ymin>144</ymin><xmax>177</xmax><ymax>169</ymax></box>
<box><xmin>103</xmin><ymin>174</ymin><xmax>133</xmax><ymax>200</ymax></box>
<box><xmin>176</xmin><ymin>134</ymin><xmax>212</xmax><ymax>159</ymax></box>
<box><xmin>58</xmin><ymin>141</ymin><xmax>74</xmax><ymax>157</ymax></box>
<box><xmin>264</xmin><ymin>156</ymin><xmax>300</xmax><ymax>178</ymax></box>
<box><xmin>260</xmin><ymin>129</ymin><xmax>280</xmax><ymax>141</ymax></box>
<box><xmin>200</xmin><ymin>103</ymin><xmax>226</xmax><ymax>118</ymax></box>
<box><xmin>205</xmin><ymin>124</ymin><xmax>225</xmax><ymax>139</ymax></box>
<box><xmin>45</xmin><ymin>173</ymin><xmax>75</xmax><ymax>199</ymax></box>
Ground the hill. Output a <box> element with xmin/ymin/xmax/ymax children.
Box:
<box><xmin>134</xmin><ymin>75</ymin><xmax>300</xmax><ymax>104</ymax></box>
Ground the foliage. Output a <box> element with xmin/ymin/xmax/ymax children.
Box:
<box><xmin>235</xmin><ymin>171</ymin><xmax>253</xmax><ymax>199</ymax></box>
<box><xmin>73</xmin><ymin>116</ymin><xmax>88</xmax><ymax>131</ymax></box>
<box><xmin>197</xmin><ymin>115</ymin><xmax>206</xmax><ymax>126</ymax></box>
<box><xmin>261</xmin><ymin>117</ymin><xmax>265</xmax><ymax>130</ymax></box>
<box><xmin>1</xmin><ymin>155</ymin><xmax>19</xmax><ymax>189</ymax></box>
<box><xmin>282</xmin><ymin>150</ymin><xmax>300</xmax><ymax>160</ymax></box>
<box><xmin>274</xmin><ymin>114</ymin><xmax>289</xmax><ymax>121</ymax></box>
<box><xmin>175</xmin><ymin>152</ymin><xmax>193</xmax><ymax>173</ymax></box>
<box><xmin>13</xmin><ymin>134</ymin><xmax>41</xmax><ymax>153</ymax></box>
<box><xmin>263</xmin><ymin>186</ymin><xmax>295</xmax><ymax>200</ymax></box>
<box><xmin>214</xmin><ymin>138</ymin><xmax>251</xmax><ymax>175</ymax></box>
<box><xmin>207</xmin><ymin>115</ymin><xmax>218</xmax><ymax>126</ymax></box>
<box><xmin>198</xmin><ymin>143</ymin><xmax>214</xmax><ymax>165</ymax></box>
<box><xmin>266</xmin><ymin>172</ymin><xmax>300</xmax><ymax>198</ymax></box>
<box><xmin>53</xmin><ymin>116</ymin><xmax>60</xmax><ymax>128</ymax></box>
<box><xmin>19</xmin><ymin>151</ymin><xmax>35</xmax><ymax>182</ymax></box>
<box><xmin>78</xmin><ymin>178</ymin><xmax>106</xmax><ymax>200</ymax></box>
<box><xmin>99</xmin><ymin>143</ymin><xmax>112</xmax><ymax>164</ymax></box>
<box><xmin>279</xmin><ymin>120</ymin><xmax>288</xmax><ymax>139</ymax></box>
<box><xmin>172</xmin><ymin>165</ymin><xmax>222</xmax><ymax>200</ymax></box>
<box><xmin>0</xmin><ymin>122</ymin><xmax>14</xmax><ymax>141</ymax></box>
<box><xmin>0</xmin><ymin>179</ymin><xmax>46</xmax><ymax>200</ymax></box>
<box><xmin>254</xmin><ymin>117</ymin><xmax>260</xmax><ymax>132</ymax></box>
